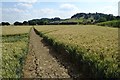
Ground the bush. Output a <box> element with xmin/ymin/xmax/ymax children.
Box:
<box><xmin>97</xmin><ymin>20</ymin><xmax>120</xmax><ymax>28</ymax></box>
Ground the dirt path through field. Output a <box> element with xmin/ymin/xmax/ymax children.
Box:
<box><xmin>23</xmin><ymin>28</ymin><xmax>85</xmax><ymax>78</ymax></box>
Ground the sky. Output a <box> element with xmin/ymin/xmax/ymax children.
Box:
<box><xmin>0</xmin><ymin>0</ymin><xmax>120</xmax><ymax>23</ymax></box>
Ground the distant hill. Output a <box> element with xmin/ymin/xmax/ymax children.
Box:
<box><xmin>70</xmin><ymin>13</ymin><xmax>119</xmax><ymax>24</ymax></box>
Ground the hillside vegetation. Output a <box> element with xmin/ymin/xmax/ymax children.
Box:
<box><xmin>97</xmin><ymin>20</ymin><xmax>120</xmax><ymax>28</ymax></box>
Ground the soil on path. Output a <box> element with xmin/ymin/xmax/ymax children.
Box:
<box><xmin>23</xmin><ymin>28</ymin><xmax>85</xmax><ymax>78</ymax></box>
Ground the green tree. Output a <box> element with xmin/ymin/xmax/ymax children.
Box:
<box><xmin>28</xmin><ymin>21</ymin><xmax>36</xmax><ymax>25</ymax></box>
<box><xmin>23</xmin><ymin>21</ymin><xmax>28</xmax><ymax>25</ymax></box>
<box><xmin>14</xmin><ymin>21</ymin><xmax>23</xmax><ymax>25</ymax></box>
<box><xmin>98</xmin><ymin>17</ymin><xmax>107</xmax><ymax>22</ymax></box>
<box><xmin>1</xmin><ymin>22</ymin><xmax>10</xmax><ymax>26</ymax></box>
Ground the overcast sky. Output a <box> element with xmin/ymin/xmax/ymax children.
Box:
<box><xmin>1</xmin><ymin>0</ymin><xmax>119</xmax><ymax>23</ymax></box>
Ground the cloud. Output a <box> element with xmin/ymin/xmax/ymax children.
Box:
<box><xmin>72</xmin><ymin>0</ymin><xmax>119</xmax><ymax>2</ymax></box>
<box><xmin>32</xmin><ymin>4</ymin><xmax>81</xmax><ymax>19</ymax></box>
<box><xmin>102</xmin><ymin>5</ymin><xmax>118</xmax><ymax>16</ymax></box>
<box><xmin>2</xmin><ymin>8</ymin><xmax>24</xmax><ymax>13</ymax></box>
<box><xmin>2</xmin><ymin>7</ymin><xmax>32</xmax><ymax>23</ymax></box>
<box><xmin>39</xmin><ymin>8</ymin><xmax>55</xmax><ymax>14</ymax></box>
<box><xmin>59</xmin><ymin>3</ymin><xmax>80</xmax><ymax>18</ymax></box>
<box><xmin>15</xmin><ymin>0</ymin><xmax>120</xmax><ymax>3</ymax></box>
<box><xmin>60</xmin><ymin>4</ymin><xmax>78</xmax><ymax>10</ymax></box>
<box><xmin>32</xmin><ymin>8</ymin><xmax>60</xmax><ymax>18</ymax></box>
<box><xmin>18</xmin><ymin>0</ymin><xmax>38</xmax><ymax>3</ymax></box>
<box><xmin>17</xmin><ymin>3</ymin><xmax>33</xmax><ymax>8</ymax></box>
<box><xmin>0</xmin><ymin>8</ymin><xmax>2</xmax><ymax>22</ymax></box>
<box><xmin>89</xmin><ymin>3</ymin><xmax>118</xmax><ymax>16</ymax></box>
<box><xmin>1</xmin><ymin>0</ymin><xmax>119</xmax><ymax>3</ymax></box>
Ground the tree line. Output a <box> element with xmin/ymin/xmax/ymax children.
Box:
<box><xmin>0</xmin><ymin>17</ymin><xmax>78</xmax><ymax>26</ymax></box>
<box><xmin>1</xmin><ymin>12</ymin><xmax>120</xmax><ymax>26</ymax></box>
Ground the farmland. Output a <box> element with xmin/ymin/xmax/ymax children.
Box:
<box><xmin>2</xmin><ymin>26</ymin><xmax>31</xmax><ymax>35</ymax></box>
<box><xmin>35</xmin><ymin>25</ymin><xmax>118</xmax><ymax>56</ymax></box>
<box><xmin>2</xmin><ymin>26</ymin><xmax>30</xmax><ymax>78</ymax></box>
<box><xmin>1</xmin><ymin>25</ymin><xmax>120</xmax><ymax>78</ymax></box>
<box><xmin>35</xmin><ymin>25</ymin><xmax>119</xmax><ymax>78</ymax></box>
